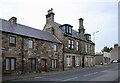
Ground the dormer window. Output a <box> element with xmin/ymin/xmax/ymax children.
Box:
<box><xmin>60</xmin><ymin>24</ymin><xmax>72</xmax><ymax>34</ymax></box>
<box><xmin>84</xmin><ymin>34</ymin><xmax>91</xmax><ymax>41</ymax></box>
<box><xmin>65</xmin><ymin>26</ymin><xmax>72</xmax><ymax>34</ymax></box>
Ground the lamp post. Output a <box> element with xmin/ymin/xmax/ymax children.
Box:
<box><xmin>93</xmin><ymin>31</ymin><xmax>99</xmax><ymax>43</ymax></box>
<box><xmin>93</xmin><ymin>31</ymin><xmax>99</xmax><ymax>66</ymax></box>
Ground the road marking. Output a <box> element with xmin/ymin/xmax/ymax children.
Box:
<box><xmin>84</xmin><ymin>72</ymin><xmax>98</xmax><ymax>77</ymax></box>
<box><xmin>34</xmin><ymin>76</ymin><xmax>42</xmax><ymax>79</ymax></box>
<box><xmin>62</xmin><ymin>77</ymin><xmax>78</xmax><ymax>81</ymax></box>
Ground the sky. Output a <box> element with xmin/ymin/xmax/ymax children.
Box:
<box><xmin>0</xmin><ymin>0</ymin><xmax>119</xmax><ymax>52</ymax></box>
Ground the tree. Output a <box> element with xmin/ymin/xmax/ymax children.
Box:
<box><xmin>101</xmin><ymin>46</ymin><xmax>112</xmax><ymax>52</ymax></box>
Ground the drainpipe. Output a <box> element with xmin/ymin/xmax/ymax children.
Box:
<box><xmin>62</xmin><ymin>44</ymin><xmax>64</xmax><ymax>71</ymax></box>
<box><xmin>21</xmin><ymin>36</ymin><xmax>24</xmax><ymax>74</ymax></box>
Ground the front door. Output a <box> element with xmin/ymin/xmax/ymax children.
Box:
<box><xmin>41</xmin><ymin>59</ymin><xmax>47</xmax><ymax>72</ymax></box>
<box><xmin>29</xmin><ymin>58</ymin><xmax>36</xmax><ymax>72</ymax></box>
<box><xmin>72</xmin><ymin>56</ymin><xmax>75</xmax><ymax>67</ymax></box>
<box><xmin>82</xmin><ymin>56</ymin><xmax>84</xmax><ymax>68</ymax></box>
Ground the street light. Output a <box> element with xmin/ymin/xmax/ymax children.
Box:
<box><xmin>93</xmin><ymin>31</ymin><xmax>99</xmax><ymax>43</ymax></box>
<box><xmin>93</xmin><ymin>31</ymin><xmax>99</xmax><ymax>66</ymax></box>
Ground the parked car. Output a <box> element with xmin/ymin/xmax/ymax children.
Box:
<box><xmin>117</xmin><ymin>59</ymin><xmax>120</xmax><ymax>63</ymax></box>
<box><xmin>111</xmin><ymin>60</ymin><xmax>118</xmax><ymax>64</ymax></box>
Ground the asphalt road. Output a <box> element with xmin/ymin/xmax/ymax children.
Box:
<box><xmin>13</xmin><ymin>63</ymin><xmax>120</xmax><ymax>82</ymax></box>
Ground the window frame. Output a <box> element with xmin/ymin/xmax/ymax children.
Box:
<box><xmin>68</xmin><ymin>39</ymin><xmax>71</xmax><ymax>49</ymax></box>
<box><xmin>51</xmin><ymin>59</ymin><xmax>57</xmax><ymax>68</ymax></box>
<box><xmin>9</xmin><ymin>36</ymin><xmax>16</xmax><ymax>47</ymax></box>
<box><xmin>75</xmin><ymin>56</ymin><xmax>80</xmax><ymax>66</ymax></box>
<box><xmin>76</xmin><ymin>41</ymin><xmax>79</xmax><ymax>51</ymax></box>
<box><xmin>53</xmin><ymin>44</ymin><xmax>57</xmax><ymax>52</ymax></box>
<box><xmin>28</xmin><ymin>39</ymin><xmax>34</xmax><ymax>49</ymax></box>
<box><xmin>65</xmin><ymin>26</ymin><xmax>72</xmax><ymax>34</ymax></box>
<box><xmin>85</xmin><ymin>44</ymin><xmax>88</xmax><ymax>53</ymax></box>
<box><xmin>66</xmin><ymin>55</ymin><xmax>71</xmax><ymax>67</ymax></box>
<box><xmin>69</xmin><ymin>27</ymin><xmax>72</xmax><ymax>34</ymax></box>
<box><xmin>5</xmin><ymin>57</ymin><xmax>16</xmax><ymax>71</ymax></box>
<box><xmin>71</xmin><ymin>40</ymin><xmax>74</xmax><ymax>50</ymax></box>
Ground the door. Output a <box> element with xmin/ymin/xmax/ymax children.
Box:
<box><xmin>82</xmin><ymin>56</ymin><xmax>84</xmax><ymax>68</ymax></box>
<box><xmin>30</xmin><ymin>58</ymin><xmax>36</xmax><ymax>71</ymax></box>
<box><xmin>41</xmin><ymin>59</ymin><xmax>47</xmax><ymax>72</ymax></box>
<box><xmin>72</xmin><ymin>56</ymin><xmax>75</xmax><ymax>67</ymax></box>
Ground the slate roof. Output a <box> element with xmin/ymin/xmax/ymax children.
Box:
<box><xmin>0</xmin><ymin>18</ymin><xmax>62</xmax><ymax>44</ymax></box>
<box><xmin>54</xmin><ymin>22</ymin><xmax>94</xmax><ymax>44</ymax></box>
<box><xmin>54</xmin><ymin>22</ymin><xmax>80</xmax><ymax>39</ymax></box>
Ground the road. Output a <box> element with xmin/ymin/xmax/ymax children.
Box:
<box><xmin>13</xmin><ymin>63</ymin><xmax>119</xmax><ymax>82</ymax></box>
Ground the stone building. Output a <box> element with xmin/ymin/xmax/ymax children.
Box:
<box><xmin>1</xmin><ymin>17</ymin><xmax>63</xmax><ymax>75</ymax></box>
<box><xmin>110</xmin><ymin>44</ymin><xmax>120</xmax><ymax>61</ymax></box>
<box><xmin>95</xmin><ymin>53</ymin><xmax>103</xmax><ymax>65</ymax></box>
<box><xmin>103</xmin><ymin>52</ymin><xmax>111</xmax><ymax>64</ymax></box>
<box><xmin>43</xmin><ymin>8</ymin><xmax>95</xmax><ymax>69</ymax></box>
<box><xmin>95</xmin><ymin>52</ymin><xmax>111</xmax><ymax>65</ymax></box>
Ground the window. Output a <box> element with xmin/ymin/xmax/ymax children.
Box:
<box><xmin>75</xmin><ymin>56</ymin><xmax>80</xmax><ymax>66</ymax></box>
<box><xmin>66</xmin><ymin>56</ymin><xmax>71</xmax><ymax>67</ymax></box>
<box><xmin>69</xmin><ymin>27</ymin><xmax>72</xmax><ymax>34</ymax></box>
<box><xmin>28</xmin><ymin>40</ymin><xmax>33</xmax><ymax>48</ymax></box>
<box><xmin>71</xmin><ymin>40</ymin><xmax>74</xmax><ymax>50</ymax></box>
<box><xmin>76</xmin><ymin>41</ymin><xmax>79</xmax><ymax>51</ymax></box>
<box><xmin>68</xmin><ymin>39</ymin><xmax>71</xmax><ymax>49</ymax></box>
<box><xmin>51</xmin><ymin>59</ymin><xmax>57</xmax><ymax>68</ymax></box>
<box><xmin>9</xmin><ymin>36</ymin><xmax>16</xmax><ymax>46</ymax></box>
<box><xmin>54</xmin><ymin>44</ymin><xmax>57</xmax><ymax>51</ymax></box>
<box><xmin>65</xmin><ymin>26</ymin><xmax>72</xmax><ymax>34</ymax></box>
<box><xmin>85</xmin><ymin>45</ymin><xmax>88</xmax><ymax>53</ymax></box>
<box><xmin>5</xmin><ymin>58</ymin><xmax>16</xmax><ymax>71</ymax></box>
<box><xmin>66</xmin><ymin>26</ymin><xmax>69</xmax><ymax>33</ymax></box>
<box><xmin>86</xmin><ymin>57</ymin><xmax>88</xmax><ymax>65</ymax></box>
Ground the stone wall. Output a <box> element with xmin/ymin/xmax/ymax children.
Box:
<box><xmin>2</xmin><ymin>32</ymin><xmax>63</xmax><ymax>74</ymax></box>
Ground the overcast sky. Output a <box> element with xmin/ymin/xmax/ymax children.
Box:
<box><xmin>0</xmin><ymin>0</ymin><xmax>119</xmax><ymax>52</ymax></box>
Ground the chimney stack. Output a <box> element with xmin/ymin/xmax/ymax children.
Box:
<box><xmin>79</xmin><ymin>18</ymin><xmax>84</xmax><ymax>28</ymax></box>
<box><xmin>9</xmin><ymin>17</ymin><xmax>17</xmax><ymax>24</ymax></box>
<box><xmin>78</xmin><ymin>18</ymin><xmax>85</xmax><ymax>39</ymax></box>
<box><xmin>46</xmin><ymin>8</ymin><xmax>55</xmax><ymax>23</ymax></box>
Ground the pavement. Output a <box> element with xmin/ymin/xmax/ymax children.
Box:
<box><xmin>2</xmin><ymin>64</ymin><xmax>109</xmax><ymax>81</ymax></box>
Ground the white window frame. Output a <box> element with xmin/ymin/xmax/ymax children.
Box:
<box><xmin>5</xmin><ymin>58</ymin><xmax>15</xmax><ymax>71</ymax></box>
<box><xmin>69</xmin><ymin>27</ymin><xmax>72</xmax><ymax>34</ymax></box>
<box><xmin>28</xmin><ymin>40</ymin><xmax>33</xmax><ymax>48</ymax></box>
<box><xmin>53</xmin><ymin>44</ymin><xmax>57</xmax><ymax>51</ymax></box>
<box><xmin>75</xmin><ymin>56</ymin><xmax>80</xmax><ymax>66</ymax></box>
<box><xmin>68</xmin><ymin>39</ymin><xmax>71</xmax><ymax>49</ymax></box>
<box><xmin>66</xmin><ymin>55</ymin><xmax>71</xmax><ymax>67</ymax></box>
<box><xmin>71</xmin><ymin>40</ymin><xmax>74</xmax><ymax>50</ymax></box>
<box><xmin>85</xmin><ymin>45</ymin><xmax>88</xmax><ymax>53</ymax></box>
<box><xmin>76</xmin><ymin>41</ymin><xmax>79</xmax><ymax>51</ymax></box>
<box><xmin>51</xmin><ymin>59</ymin><xmax>57</xmax><ymax>68</ymax></box>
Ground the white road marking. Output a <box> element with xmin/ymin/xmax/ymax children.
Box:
<box><xmin>84</xmin><ymin>72</ymin><xmax>98</xmax><ymax>77</ymax></box>
<box><xmin>62</xmin><ymin>77</ymin><xmax>78</xmax><ymax>81</ymax></box>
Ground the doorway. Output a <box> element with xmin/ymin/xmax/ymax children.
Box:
<box><xmin>72</xmin><ymin>56</ymin><xmax>75</xmax><ymax>67</ymax></box>
<box><xmin>41</xmin><ymin>59</ymin><xmax>47</xmax><ymax>72</ymax></box>
<box><xmin>82</xmin><ymin>56</ymin><xmax>84</xmax><ymax>68</ymax></box>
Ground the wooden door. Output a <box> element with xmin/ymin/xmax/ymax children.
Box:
<box><xmin>72</xmin><ymin>56</ymin><xmax>75</xmax><ymax>67</ymax></box>
<box><xmin>41</xmin><ymin>59</ymin><xmax>47</xmax><ymax>72</ymax></box>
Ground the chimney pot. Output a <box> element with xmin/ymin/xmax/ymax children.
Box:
<box><xmin>9</xmin><ymin>17</ymin><xmax>17</xmax><ymax>24</ymax></box>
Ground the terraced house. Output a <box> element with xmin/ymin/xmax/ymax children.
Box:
<box><xmin>1</xmin><ymin>17</ymin><xmax>63</xmax><ymax>75</ymax></box>
<box><xmin>43</xmin><ymin>9</ymin><xmax>95</xmax><ymax>69</ymax></box>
